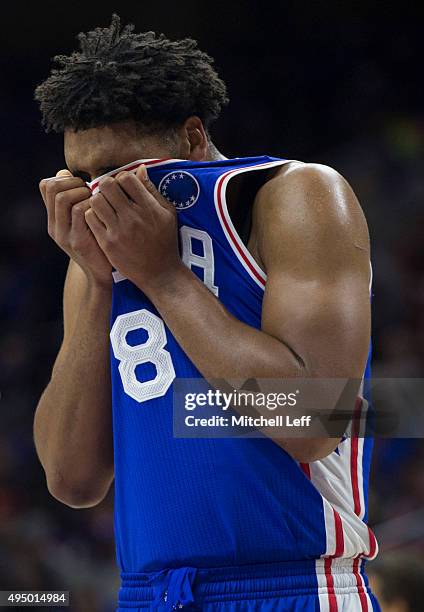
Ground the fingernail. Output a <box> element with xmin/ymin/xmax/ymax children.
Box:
<box><xmin>44</xmin><ymin>176</ymin><xmax>71</xmax><ymax>182</ymax></box>
<box><xmin>138</xmin><ymin>164</ymin><xmax>148</xmax><ymax>180</ymax></box>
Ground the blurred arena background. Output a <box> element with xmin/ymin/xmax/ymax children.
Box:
<box><xmin>0</xmin><ymin>2</ymin><xmax>423</xmax><ymax>610</ymax></box>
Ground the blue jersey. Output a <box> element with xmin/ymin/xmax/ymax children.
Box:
<box><xmin>89</xmin><ymin>156</ymin><xmax>377</xmax><ymax>580</ymax></box>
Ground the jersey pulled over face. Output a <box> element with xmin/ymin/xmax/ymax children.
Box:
<box><xmin>88</xmin><ymin>156</ymin><xmax>377</xmax><ymax>575</ymax></box>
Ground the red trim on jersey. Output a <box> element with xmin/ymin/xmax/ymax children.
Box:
<box><xmin>353</xmin><ymin>558</ymin><xmax>369</xmax><ymax>611</ymax></box>
<box><xmin>299</xmin><ymin>463</ymin><xmax>344</xmax><ymax>559</ymax></box>
<box><xmin>89</xmin><ymin>158</ymin><xmax>172</xmax><ymax>191</ymax></box>
<box><xmin>216</xmin><ymin>169</ymin><xmax>267</xmax><ymax>287</ymax></box>
<box><xmin>332</xmin><ymin>509</ymin><xmax>345</xmax><ymax>558</ymax></box>
<box><xmin>350</xmin><ymin>397</ymin><xmax>363</xmax><ymax>517</ymax></box>
<box><xmin>299</xmin><ymin>462</ymin><xmax>311</xmax><ymax>479</ymax></box>
<box><xmin>324</xmin><ymin>559</ymin><xmax>339</xmax><ymax>612</ymax></box>
<box><xmin>350</xmin><ymin>397</ymin><xmax>377</xmax><ymax>558</ymax></box>
<box><xmin>302</xmin><ymin>464</ymin><xmax>344</xmax><ymax>558</ymax></box>
<box><xmin>302</xmin><ymin>462</ymin><xmax>344</xmax><ymax>610</ymax></box>
<box><xmin>362</xmin><ymin>526</ymin><xmax>378</xmax><ymax>559</ymax></box>
<box><xmin>323</xmin><ymin>510</ymin><xmax>345</xmax><ymax>611</ymax></box>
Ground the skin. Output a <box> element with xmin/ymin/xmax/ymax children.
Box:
<box><xmin>34</xmin><ymin>116</ymin><xmax>371</xmax><ymax>508</ymax></box>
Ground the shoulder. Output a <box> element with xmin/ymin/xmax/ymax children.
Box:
<box><xmin>270</xmin><ymin>160</ymin><xmax>347</xmax><ymax>182</ymax></box>
<box><xmin>260</xmin><ymin>161</ymin><xmax>360</xmax><ymax>214</ymax></box>
<box><xmin>254</xmin><ymin>161</ymin><xmax>369</xmax><ymax>251</ymax></box>
<box><xmin>251</xmin><ymin>161</ymin><xmax>370</xmax><ymax>275</ymax></box>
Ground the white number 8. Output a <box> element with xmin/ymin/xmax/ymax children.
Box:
<box><xmin>110</xmin><ymin>309</ymin><xmax>176</xmax><ymax>403</ymax></box>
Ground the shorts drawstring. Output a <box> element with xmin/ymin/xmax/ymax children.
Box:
<box><xmin>150</xmin><ymin>566</ymin><xmax>198</xmax><ymax>610</ymax></box>
<box><xmin>119</xmin><ymin>559</ymin><xmax>374</xmax><ymax>609</ymax></box>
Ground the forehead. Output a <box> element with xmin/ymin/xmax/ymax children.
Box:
<box><xmin>64</xmin><ymin>122</ymin><xmax>172</xmax><ymax>176</ymax></box>
<box><xmin>64</xmin><ymin>123</ymin><xmax>139</xmax><ymax>168</ymax></box>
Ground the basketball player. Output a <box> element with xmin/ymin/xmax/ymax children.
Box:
<box><xmin>34</xmin><ymin>15</ymin><xmax>380</xmax><ymax>611</ymax></box>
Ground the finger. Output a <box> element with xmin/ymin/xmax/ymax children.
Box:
<box><xmin>90</xmin><ymin>192</ymin><xmax>118</xmax><ymax>227</ymax></box>
<box><xmin>116</xmin><ymin>170</ymin><xmax>160</xmax><ymax>213</ymax></box>
<box><xmin>98</xmin><ymin>176</ymin><xmax>131</xmax><ymax>214</ymax></box>
<box><xmin>71</xmin><ymin>200</ymin><xmax>91</xmax><ymax>236</ymax></box>
<box><xmin>40</xmin><ymin>176</ymin><xmax>85</xmax><ymax>227</ymax></box>
<box><xmin>55</xmin><ymin>187</ymin><xmax>92</xmax><ymax>236</ymax></box>
<box><xmin>85</xmin><ymin>208</ymin><xmax>107</xmax><ymax>239</ymax></box>
<box><xmin>135</xmin><ymin>164</ymin><xmax>175</xmax><ymax>212</ymax></box>
<box><xmin>39</xmin><ymin>169</ymin><xmax>74</xmax><ymax>199</ymax></box>
<box><xmin>39</xmin><ymin>169</ymin><xmax>75</xmax><ymax>201</ymax></box>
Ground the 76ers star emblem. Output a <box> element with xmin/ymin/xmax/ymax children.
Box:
<box><xmin>158</xmin><ymin>171</ymin><xmax>200</xmax><ymax>210</ymax></box>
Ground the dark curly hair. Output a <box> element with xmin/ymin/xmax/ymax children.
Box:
<box><xmin>35</xmin><ymin>14</ymin><xmax>229</xmax><ymax>134</ymax></box>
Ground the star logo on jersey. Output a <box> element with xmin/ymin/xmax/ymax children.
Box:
<box><xmin>158</xmin><ymin>171</ymin><xmax>200</xmax><ymax>210</ymax></box>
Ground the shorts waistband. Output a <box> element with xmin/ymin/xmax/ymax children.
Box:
<box><xmin>119</xmin><ymin>559</ymin><xmax>370</xmax><ymax>610</ymax></box>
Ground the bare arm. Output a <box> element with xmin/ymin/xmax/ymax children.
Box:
<box><xmin>34</xmin><ymin>173</ymin><xmax>114</xmax><ymax>508</ymax></box>
<box><xmin>85</xmin><ymin>163</ymin><xmax>371</xmax><ymax>462</ymax></box>
<box><xmin>254</xmin><ymin>162</ymin><xmax>371</xmax><ymax>459</ymax></box>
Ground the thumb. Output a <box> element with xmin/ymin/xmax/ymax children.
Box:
<box><xmin>135</xmin><ymin>164</ymin><xmax>175</xmax><ymax>212</ymax></box>
<box><xmin>56</xmin><ymin>169</ymin><xmax>73</xmax><ymax>177</ymax></box>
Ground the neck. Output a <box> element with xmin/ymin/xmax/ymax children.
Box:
<box><xmin>207</xmin><ymin>141</ymin><xmax>227</xmax><ymax>161</ymax></box>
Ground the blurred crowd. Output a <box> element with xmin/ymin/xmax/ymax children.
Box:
<box><xmin>1</xmin><ymin>4</ymin><xmax>423</xmax><ymax>611</ymax></box>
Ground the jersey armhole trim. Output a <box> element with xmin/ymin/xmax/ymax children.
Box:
<box><xmin>214</xmin><ymin>159</ymin><xmax>297</xmax><ymax>290</ymax></box>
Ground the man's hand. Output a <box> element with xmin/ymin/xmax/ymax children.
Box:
<box><xmin>39</xmin><ymin>169</ymin><xmax>112</xmax><ymax>286</ymax></box>
<box><xmin>85</xmin><ymin>165</ymin><xmax>182</xmax><ymax>294</ymax></box>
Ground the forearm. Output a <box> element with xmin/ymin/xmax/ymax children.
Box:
<box><xmin>34</xmin><ymin>282</ymin><xmax>113</xmax><ymax>501</ymax></box>
<box><xmin>146</xmin><ymin>267</ymin><xmax>340</xmax><ymax>461</ymax></box>
<box><xmin>145</xmin><ymin>265</ymin><xmax>304</xmax><ymax>380</ymax></box>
